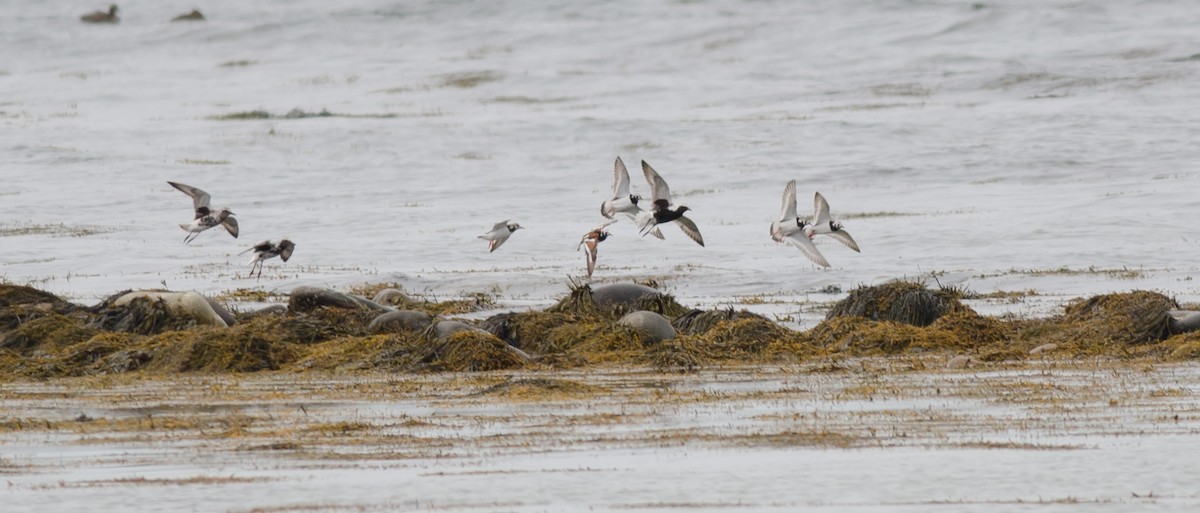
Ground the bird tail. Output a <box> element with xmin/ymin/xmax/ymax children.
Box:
<box><xmin>179</xmin><ymin>224</ymin><xmax>191</xmax><ymax>232</ymax></box>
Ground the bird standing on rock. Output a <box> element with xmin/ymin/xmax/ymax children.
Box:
<box><xmin>479</xmin><ymin>220</ymin><xmax>522</xmax><ymax>252</ymax></box>
<box><xmin>168</xmin><ymin>181</ymin><xmax>239</xmax><ymax>244</ymax></box>
<box><xmin>636</xmin><ymin>160</ymin><xmax>704</xmax><ymax>246</ymax></box>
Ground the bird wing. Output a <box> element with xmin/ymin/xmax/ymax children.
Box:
<box><xmin>278</xmin><ymin>240</ymin><xmax>296</xmax><ymax>261</ymax></box>
<box><xmin>613</xmin><ymin>157</ymin><xmax>631</xmax><ymax>197</ymax></box>
<box><xmin>783</xmin><ymin>233</ymin><xmax>831</xmax><ymax>267</ymax></box>
<box><xmin>491</xmin><ymin>220</ymin><xmax>510</xmax><ymax>233</ymax></box>
<box><xmin>825</xmin><ymin>229</ymin><xmax>861</xmax><ymax>252</ymax></box>
<box><xmin>221</xmin><ymin>216</ymin><xmax>239</xmax><ymax>238</ymax></box>
<box><xmin>240</xmin><ymin>240</ymin><xmax>272</xmax><ymax>255</ymax></box>
<box><xmin>812</xmin><ymin>192</ymin><xmax>832</xmax><ymax>225</ymax></box>
<box><xmin>168</xmin><ymin>181</ymin><xmax>211</xmax><ymax>213</ymax></box>
<box><xmin>674</xmin><ymin>215</ymin><xmax>705</xmax><ymax>247</ymax></box>
<box><xmin>779</xmin><ymin>180</ymin><xmax>798</xmax><ymax>221</ymax></box>
<box><xmin>641</xmin><ymin>160</ymin><xmax>671</xmax><ymax>202</ymax></box>
<box><xmin>489</xmin><ymin>236</ymin><xmax>505</xmax><ymax>252</ymax></box>
<box><xmin>582</xmin><ymin>239</ymin><xmax>598</xmax><ymax>277</ymax></box>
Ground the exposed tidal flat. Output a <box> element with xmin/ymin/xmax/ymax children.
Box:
<box><xmin>4</xmin><ymin>278</ymin><xmax>1200</xmax><ymax>511</ymax></box>
<box><xmin>3</xmin><ymin>361</ymin><xmax>1200</xmax><ymax>512</ymax></box>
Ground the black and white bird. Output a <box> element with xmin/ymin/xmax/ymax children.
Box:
<box><xmin>805</xmin><ymin>192</ymin><xmax>861</xmax><ymax>253</ymax></box>
<box><xmin>479</xmin><ymin>220</ymin><xmax>522</xmax><ymax>253</ymax></box>
<box><xmin>635</xmin><ymin>160</ymin><xmax>704</xmax><ymax>246</ymax></box>
<box><xmin>168</xmin><ymin>181</ymin><xmax>239</xmax><ymax>244</ymax></box>
<box><xmin>600</xmin><ymin>157</ymin><xmax>663</xmax><ymax>239</ymax></box>
<box><xmin>577</xmin><ymin>220</ymin><xmax>616</xmax><ymax>279</ymax></box>
<box><xmin>770</xmin><ymin>180</ymin><xmax>829</xmax><ymax>268</ymax></box>
<box><xmin>240</xmin><ymin>239</ymin><xmax>295</xmax><ymax>280</ymax></box>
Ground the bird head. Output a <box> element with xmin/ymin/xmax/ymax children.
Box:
<box><xmin>507</xmin><ymin>223</ymin><xmax>522</xmax><ymax>231</ymax></box>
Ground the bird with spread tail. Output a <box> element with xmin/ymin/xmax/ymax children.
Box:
<box><xmin>577</xmin><ymin>220</ymin><xmax>616</xmax><ymax>278</ymax></box>
<box><xmin>770</xmin><ymin>180</ymin><xmax>829</xmax><ymax>267</ymax></box>
<box><xmin>601</xmin><ymin>157</ymin><xmax>663</xmax><ymax>239</ymax></box>
<box><xmin>168</xmin><ymin>181</ymin><xmax>239</xmax><ymax>244</ymax></box>
<box><xmin>635</xmin><ymin>160</ymin><xmax>704</xmax><ymax>246</ymax></box>
<box><xmin>240</xmin><ymin>239</ymin><xmax>295</xmax><ymax>280</ymax></box>
<box><xmin>479</xmin><ymin>220</ymin><xmax>522</xmax><ymax>252</ymax></box>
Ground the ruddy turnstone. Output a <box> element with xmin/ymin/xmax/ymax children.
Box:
<box><xmin>479</xmin><ymin>220</ymin><xmax>522</xmax><ymax>252</ymax></box>
<box><xmin>601</xmin><ymin>157</ymin><xmax>664</xmax><ymax>239</ymax></box>
<box><xmin>770</xmin><ymin>180</ymin><xmax>829</xmax><ymax>267</ymax></box>
<box><xmin>577</xmin><ymin>220</ymin><xmax>616</xmax><ymax>278</ymax></box>
<box><xmin>81</xmin><ymin>4</ymin><xmax>119</xmax><ymax>23</ymax></box>
<box><xmin>805</xmin><ymin>192</ymin><xmax>860</xmax><ymax>253</ymax></box>
<box><xmin>240</xmin><ymin>239</ymin><xmax>295</xmax><ymax>280</ymax></box>
<box><xmin>636</xmin><ymin>160</ymin><xmax>704</xmax><ymax>247</ymax></box>
<box><xmin>168</xmin><ymin>181</ymin><xmax>239</xmax><ymax>244</ymax></box>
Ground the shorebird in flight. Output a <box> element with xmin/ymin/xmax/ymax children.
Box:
<box><xmin>805</xmin><ymin>192</ymin><xmax>860</xmax><ymax>253</ymax></box>
<box><xmin>479</xmin><ymin>220</ymin><xmax>522</xmax><ymax>253</ymax></box>
<box><xmin>168</xmin><ymin>181</ymin><xmax>239</xmax><ymax>244</ymax></box>
<box><xmin>240</xmin><ymin>239</ymin><xmax>295</xmax><ymax>280</ymax></box>
<box><xmin>636</xmin><ymin>160</ymin><xmax>704</xmax><ymax>247</ymax></box>
<box><xmin>601</xmin><ymin>156</ymin><xmax>663</xmax><ymax>239</ymax></box>
<box><xmin>771</xmin><ymin>180</ymin><xmax>829</xmax><ymax>267</ymax></box>
<box><xmin>577</xmin><ymin>220</ymin><xmax>616</xmax><ymax>279</ymax></box>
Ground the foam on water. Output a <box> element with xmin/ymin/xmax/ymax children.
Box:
<box><xmin>3</xmin><ymin>0</ymin><xmax>1200</xmax><ymax>324</ymax></box>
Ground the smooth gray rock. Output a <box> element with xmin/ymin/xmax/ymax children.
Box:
<box><xmin>618</xmin><ymin>310</ymin><xmax>676</xmax><ymax>343</ymax></box>
<box><xmin>431</xmin><ymin>320</ymin><xmax>476</xmax><ymax>340</ymax></box>
<box><xmin>242</xmin><ymin>304</ymin><xmax>288</xmax><ymax>319</ymax></box>
<box><xmin>372</xmin><ymin>288</ymin><xmax>409</xmax><ymax>306</ymax></box>
<box><xmin>288</xmin><ymin>286</ymin><xmax>390</xmax><ymax>313</ymax></box>
<box><xmin>592</xmin><ymin>283</ymin><xmax>659</xmax><ymax>311</ymax></box>
<box><xmin>113</xmin><ymin>291</ymin><xmax>230</xmax><ymax>327</ymax></box>
<box><xmin>369</xmin><ymin>310</ymin><xmax>433</xmax><ymax>334</ymax></box>
<box><xmin>1170</xmin><ymin>310</ymin><xmax>1200</xmax><ymax>334</ymax></box>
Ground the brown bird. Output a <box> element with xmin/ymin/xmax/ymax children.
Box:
<box><xmin>577</xmin><ymin>220</ymin><xmax>616</xmax><ymax>279</ymax></box>
<box><xmin>172</xmin><ymin>9</ymin><xmax>205</xmax><ymax>22</ymax></box>
<box><xmin>81</xmin><ymin>5</ymin><xmax>119</xmax><ymax>23</ymax></box>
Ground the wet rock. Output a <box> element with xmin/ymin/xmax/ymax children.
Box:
<box><xmin>1170</xmin><ymin>311</ymin><xmax>1200</xmax><ymax>334</ymax></box>
<box><xmin>288</xmin><ymin>286</ymin><xmax>390</xmax><ymax>313</ymax></box>
<box><xmin>242</xmin><ymin>304</ymin><xmax>289</xmax><ymax>319</ymax></box>
<box><xmin>93</xmin><ymin>291</ymin><xmax>231</xmax><ymax>334</ymax></box>
<box><xmin>1065</xmin><ymin>291</ymin><xmax>1177</xmax><ymax>345</ymax></box>
<box><xmin>368</xmin><ymin>310</ymin><xmax>433</xmax><ymax>334</ymax></box>
<box><xmin>372</xmin><ymin>288</ymin><xmax>409</xmax><ymax>306</ymax></box>
<box><xmin>427</xmin><ymin>319</ymin><xmax>476</xmax><ymax>340</ymax></box>
<box><xmin>826</xmin><ymin>281</ymin><xmax>961</xmax><ymax>327</ymax></box>
<box><xmin>477</xmin><ymin>311</ymin><xmax>574</xmax><ymax>350</ymax></box>
<box><xmin>618</xmin><ymin>310</ymin><xmax>676</xmax><ymax>343</ymax></box>
<box><xmin>593</xmin><ymin>283</ymin><xmax>659</xmax><ymax>310</ymax></box>
<box><xmin>672</xmin><ymin>308</ymin><xmax>772</xmax><ymax>336</ymax></box>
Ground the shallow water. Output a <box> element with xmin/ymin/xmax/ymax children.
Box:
<box><xmin>3</xmin><ymin>362</ymin><xmax>1200</xmax><ymax>512</ymax></box>
<box><xmin>2</xmin><ymin>0</ymin><xmax>1200</xmax><ymax>325</ymax></box>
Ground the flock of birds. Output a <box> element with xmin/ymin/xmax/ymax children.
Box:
<box><xmin>80</xmin><ymin>5</ymin><xmax>205</xmax><ymax>24</ymax></box>
<box><xmin>167</xmin><ymin>181</ymin><xmax>294</xmax><ymax>280</ymax></box>
<box><xmin>168</xmin><ymin>157</ymin><xmax>860</xmax><ymax>282</ymax></box>
<box><xmin>479</xmin><ymin>157</ymin><xmax>861</xmax><ymax>279</ymax></box>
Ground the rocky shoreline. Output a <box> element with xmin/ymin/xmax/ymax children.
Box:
<box><xmin>3</xmin><ymin>279</ymin><xmax>1200</xmax><ymax>380</ymax></box>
